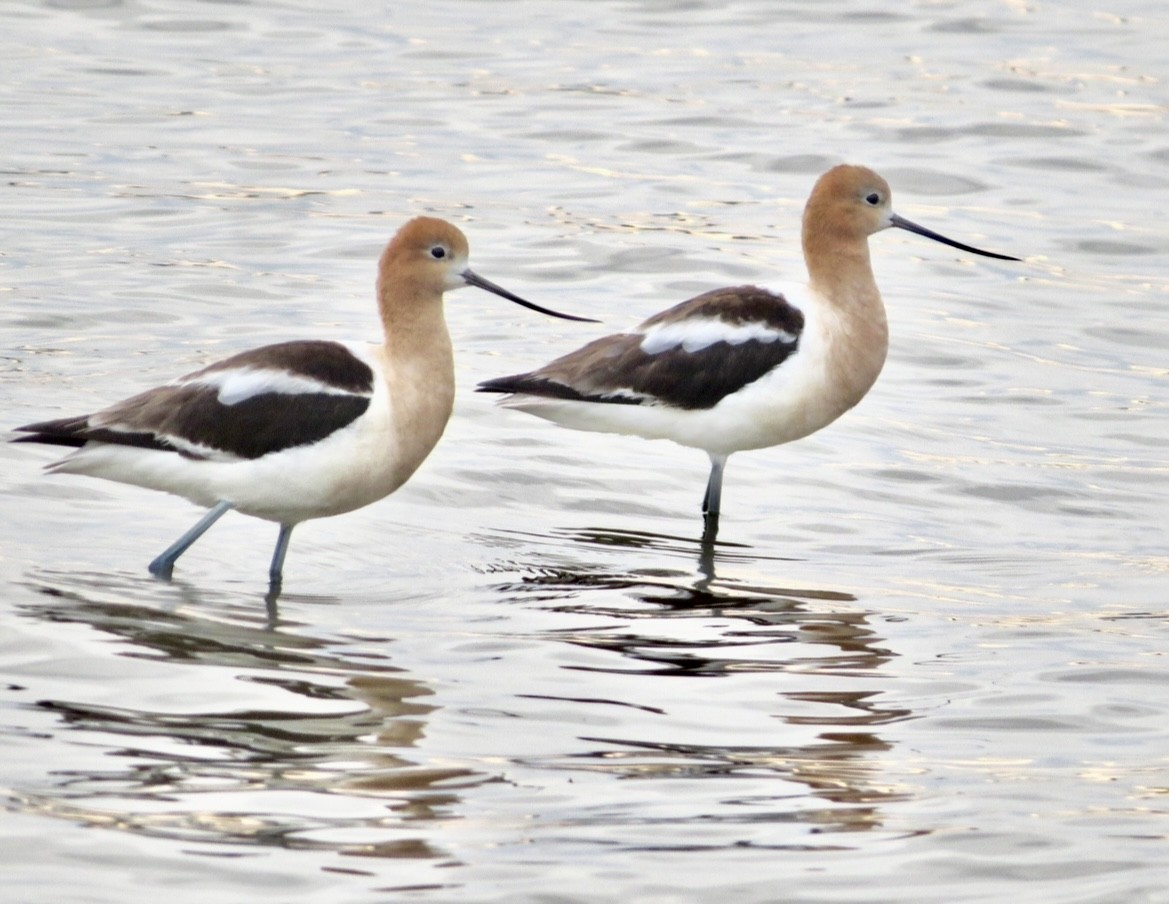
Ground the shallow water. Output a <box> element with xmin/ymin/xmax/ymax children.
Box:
<box><xmin>2</xmin><ymin>1</ymin><xmax>1168</xmax><ymax>901</ymax></box>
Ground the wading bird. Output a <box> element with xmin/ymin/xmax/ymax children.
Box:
<box><xmin>478</xmin><ymin>165</ymin><xmax>1018</xmax><ymax>541</ymax></box>
<box><xmin>15</xmin><ymin>217</ymin><xmax>594</xmax><ymax>593</ymax></box>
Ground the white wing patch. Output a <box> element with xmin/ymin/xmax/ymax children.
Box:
<box><xmin>186</xmin><ymin>368</ymin><xmax>367</xmax><ymax>406</ymax></box>
<box><xmin>639</xmin><ymin>318</ymin><xmax>797</xmax><ymax>356</ymax></box>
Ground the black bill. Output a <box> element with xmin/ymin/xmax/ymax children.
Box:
<box><xmin>890</xmin><ymin>213</ymin><xmax>1020</xmax><ymax>262</ymax></box>
<box><xmin>463</xmin><ymin>269</ymin><xmax>600</xmax><ymax>322</ymax></box>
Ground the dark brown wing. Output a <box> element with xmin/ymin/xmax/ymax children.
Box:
<box><xmin>478</xmin><ymin>286</ymin><xmax>804</xmax><ymax>411</ymax></box>
<box><xmin>14</xmin><ymin>340</ymin><xmax>375</xmax><ymax>460</ymax></box>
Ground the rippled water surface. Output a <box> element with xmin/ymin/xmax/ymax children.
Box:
<box><xmin>3</xmin><ymin>1</ymin><xmax>1168</xmax><ymax>901</ymax></box>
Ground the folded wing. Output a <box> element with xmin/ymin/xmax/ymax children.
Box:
<box><xmin>15</xmin><ymin>340</ymin><xmax>376</xmax><ymax>461</ymax></box>
<box><xmin>478</xmin><ymin>286</ymin><xmax>804</xmax><ymax>410</ymax></box>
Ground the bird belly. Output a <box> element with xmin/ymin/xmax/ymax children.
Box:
<box><xmin>499</xmin><ymin>367</ymin><xmax>835</xmax><ymax>455</ymax></box>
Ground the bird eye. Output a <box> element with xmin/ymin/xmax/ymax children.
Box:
<box><xmin>430</xmin><ymin>245</ymin><xmax>447</xmax><ymax>260</ymax></box>
<box><xmin>864</xmin><ymin>192</ymin><xmax>881</xmax><ymax>206</ymax></box>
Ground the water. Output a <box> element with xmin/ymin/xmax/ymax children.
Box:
<box><xmin>2</xmin><ymin>0</ymin><xmax>1168</xmax><ymax>901</ymax></box>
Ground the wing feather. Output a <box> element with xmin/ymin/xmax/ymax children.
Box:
<box><xmin>15</xmin><ymin>340</ymin><xmax>375</xmax><ymax>460</ymax></box>
<box><xmin>479</xmin><ymin>286</ymin><xmax>804</xmax><ymax>411</ymax></box>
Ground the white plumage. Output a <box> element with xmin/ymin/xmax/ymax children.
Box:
<box><xmin>639</xmin><ymin>314</ymin><xmax>799</xmax><ymax>356</ymax></box>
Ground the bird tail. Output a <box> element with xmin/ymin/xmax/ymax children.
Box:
<box><xmin>11</xmin><ymin>415</ymin><xmax>91</xmax><ymax>449</ymax></box>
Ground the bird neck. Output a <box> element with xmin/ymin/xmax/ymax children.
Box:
<box><xmin>374</xmin><ymin>277</ymin><xmax>456</xmax><ymax>449</ymax></box>
<box><xmin>376</xmin><ymin>272</ymin><xmax>447</xmax><ymax>343</ymax></box>
<box><xmin>375</xmin><ymin>284</ymin><xmax>455</xmax><ymax>431</ymax></box>
<box><xmin>802</xmin><ymin>220</ymin><xmax>881</xmax><ymax>310</ymax></box>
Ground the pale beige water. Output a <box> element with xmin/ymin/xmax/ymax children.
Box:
<box><xmin>2</xmin><ymin>1</ymin><xmax>1168</xmax><ymax>902</ymax></box>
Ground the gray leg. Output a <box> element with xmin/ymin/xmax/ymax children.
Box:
<box><xmin>148</xmin><ymin>500</ymin><xmax>234</xmax><ymax>580</ymax></box>
<box><xmin>268</xmin><ymin>523</ymin><xmax>294</xmax><ymax>586</ymax></box>
<box><xmin>701</xmin><ymin>454</ymin><xmax>727</xmax><ymax>545</ymax></box>
<box><xmin>702</xmin><ymin>454</ymin><xmax>727</xmax><ymax>516</ymax></box>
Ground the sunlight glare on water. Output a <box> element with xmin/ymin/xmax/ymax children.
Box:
<box><xmin>2</xmin><ymin>1</ymin><xmax>1168</xmax><ymax>902</ymax></box>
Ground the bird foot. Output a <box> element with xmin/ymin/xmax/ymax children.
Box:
<box><xmin>148</xmin><ymin>559</ymin><xmax>175</xmax><ymax>581</ymax></box>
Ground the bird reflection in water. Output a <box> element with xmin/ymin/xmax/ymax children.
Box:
<box><xmin>15</xmin><ymin>572</ymin><xmax>483</xmax><ymax>862</ymax></box>
<box><xmin>492</xmin><ymin>526</ymin><xmax>913</xmax><ymax>838</ymax></box>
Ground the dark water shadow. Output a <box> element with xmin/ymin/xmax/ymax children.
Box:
<box><xmin>7</xmin><ymin>567</ymin><xmax>487</xmax><ymax>864</ymax></box>
<box><xmin>484</xmin><ymin>525</ymin><xmax>914</xmax><ymax>842</ymax></box>
<box><xmin>489</xmin><ymin>524</ymin><xmax>858</xmax><ymax>620</ymax></box>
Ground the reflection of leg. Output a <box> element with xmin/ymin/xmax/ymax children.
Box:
<box><xmin>148</xmin><ymin>500</ymin><xmax>234</xmax><ymax>580</ymax></box>
<box><xmin>268</xmin><ymin>523</ymin><xmax>295</xmax><ymax>586</ymax></box>
<box><xmin>698</xmin><ymin>517</ymin><xmax>718</xmax><ymax>584</ymax></box>
<box><xmin>701</xmin><ymin>510</ymin><xmax>720</xmax><ymax>546</ymax></box>
<box><xmin>264</xmin><ymin>582</ymin><xmax>282</xmax><ymax>622</ymax></box>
